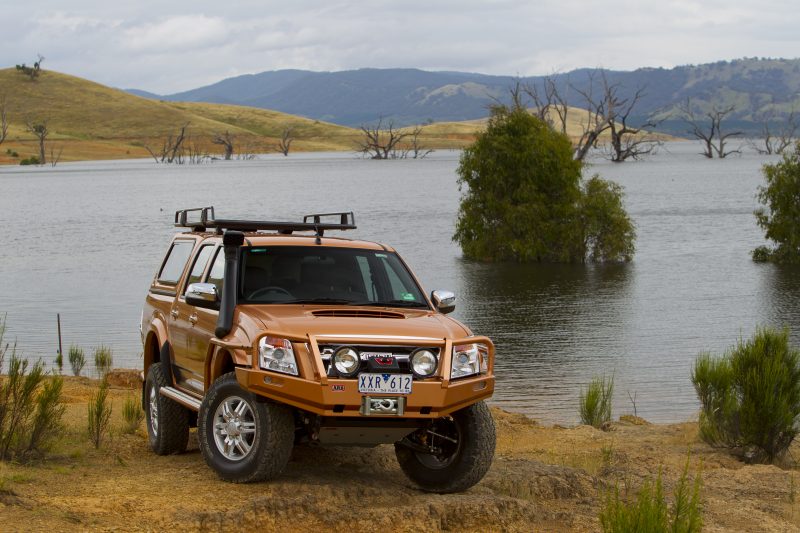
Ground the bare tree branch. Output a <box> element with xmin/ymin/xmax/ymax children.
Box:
<box><xmin>357</xmin><ymin>117</ymin><xmax>411</xmax><ymax>159</ymax></box>
<box><xmin>604</xmin><ymin>85</ymin><xmax>662</xmax><ymax>162</ymax></box>
<box><xmin>571</xmin><ymin>70</ymin><xmax>613</xmax><ymax>161</ymax></box>
<box><xmin>145</xmin><ymin>122</ymin><xmax>190</xmax><ymax>163</ymax></box>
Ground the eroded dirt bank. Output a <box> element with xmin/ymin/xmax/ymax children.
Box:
<box><xmin>1</xmin><ymin>374</ymin><xmax>798</xmax><ymax>532</ymax></box>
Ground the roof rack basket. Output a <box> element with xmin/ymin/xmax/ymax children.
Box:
<box><xmin>174</xmin><ymin>206</ymin><xmax>356</xmax><ymax>236</ymax></box>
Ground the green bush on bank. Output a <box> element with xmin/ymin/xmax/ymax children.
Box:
<box><xmin>580</xmin><ymin>374</ymin><xmax>614</xmax><ymax>428</ymax></box>
<box><xmin>453</xmin><ymin>104</ymin><xmax>635</xmax><ymax>263</ymax></box>
<box><xmin>754</xmin><ymin>141</ymin><xmax>800</xmax><ymax>263</ymax></box>
<box><xmin>0</xmin><ymin>315</ymin><xmax>65</xmax><ymax>461</ymax></box>
<box><xmin>68</xmin><ymin>344</ymin><xmax>85</xmax><ymax>376</ymax></box>
<box><xmin>691</xmin><ymin>326</ymin><xmax>800</xmax><ymax>463</ymax></box>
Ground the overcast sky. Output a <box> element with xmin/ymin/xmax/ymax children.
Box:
<box><xmin>5</xmin><ymin>0</ymin><xmax>799</xmax><ymax>94</ymax></box>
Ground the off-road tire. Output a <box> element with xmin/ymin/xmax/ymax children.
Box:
<box><xmin>395</xmin><ymin>400</ymin><xmax>495</xmax><ymax>493</ymax></box>
<box><xmin>145</xmin><ymin>359</ymin><xmax>190</xmax><ymax>455</ymax></box>
<box><xmin>198</xmin><ymin>372</ymin><xmax>294</xmax><ymax>483</ymax></box>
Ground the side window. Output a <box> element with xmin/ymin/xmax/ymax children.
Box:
<box><xmin>206</xmin><ymin>248</ymin><xmax>225</xmax><ymax>294</ymax></box>
<box><xmin>183</xmin><ymin>245</ymin><xmax>215</xmax><ymax>294</ymax></box>
<box><xmin>158</xmin><ymin>241</ymin><xmax>195</xmax><ymax>285</ymax></box>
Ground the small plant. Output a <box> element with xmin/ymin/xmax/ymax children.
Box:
<box><xmin>54</xmin><ymin>351</ymin><xmax>63</xmax><ymax>374</ymax></box>
<box><xmin>19</xmin><ymin>156</ymin><xmax>41</xmax><ymax>166</ymax></box>
<box><xmin>121</xmin><ymin>395</ymin><xmax>144</xmax><ymax>434</ymax></box>
<box><xmin>94</xmin><ymin>345</ymin><xmax>113</xmax><ymax>379</ymax></box>
<box><xmin>580</xmin><ymin>374</ymin><xmax>614</xmax><ymax>428</ymax></box>
<box><xmin>600</xmin><ymin>459</ymin><xmax>702</xmax><ymax>532</ymax></box>
<box><xmin>691</xmin><ymin>326</ymin><xmax>800</xmax><ymax>463</ymax></box>
<box><xmin>87</xmin><ymin>380</ymin><xmax>112</xmax><ymax>449</ymax></box>
<box><xmin>68</xmin><ymin>345</ymin><xmax>85</xmax><ymax>376</ymax></box>
<box><xmin>0</xmin><ymin>315</ymin><xmax>66</xmax><ymax>460</ymax></box>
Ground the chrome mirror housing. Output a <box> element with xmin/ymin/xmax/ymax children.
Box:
<box><xmin>431</xmin><ymin>289</ymin><xmax>456</xmax><ymax>314</ymax></box>
<box><xmin>185</xmin><ymin>282</ymin><xmax>220</xmax><ymax>310</ymax></box>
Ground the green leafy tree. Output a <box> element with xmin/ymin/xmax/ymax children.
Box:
<box><xmin>454</xmin><ymin>104</ymin><xmax>635</xmax><ymax>262</ymax></box>
<box><xmin>754</xmin><ymin>141</ymin><xmax>800</xmax><ymax>262</ymax></box>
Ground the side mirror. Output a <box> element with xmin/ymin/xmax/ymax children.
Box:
<box><xmin>431</xmin><ymin>289</ymin><xmax>456</xmax><ymax>314</ymax></box>
<box><xmin>185</xmin><ymin>283</ymin><xmax>220</xmax><ymax>310</ymax></box>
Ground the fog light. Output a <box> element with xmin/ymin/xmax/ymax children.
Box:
<box><xmin>333</xmin><ymin>347</ymin><xmax>360</xmax><ymax>377</ymax></box>
<box><xmin>410</xmin><ymin>349</ymin><xmax>438</xmax><ymax>378</ymax></box>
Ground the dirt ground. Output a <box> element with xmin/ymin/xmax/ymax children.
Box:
<box><xmin>1</xmin><ymin>373</ymin><xmax>799</xmax><ymax>532</ymax></box>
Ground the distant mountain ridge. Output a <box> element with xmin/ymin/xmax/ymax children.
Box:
<box><xmin>129</xmin><ymin>58</ymin><xmax>800</xmax><ymax>135</ymax></box>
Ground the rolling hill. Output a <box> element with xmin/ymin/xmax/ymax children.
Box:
<box><xmin>0</xmin><ymin>69</ymin><xmax>364</xmax><ymax>164</ymax></box>
<box><xmin>135</xmin><ymin>58</ymin><xmax>800</xmax><ymax>135</ymax></box>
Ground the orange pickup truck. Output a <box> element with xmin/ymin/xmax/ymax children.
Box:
<box><xmin>140</xmin><ymin>207</ymin><xmax>496</xmax><ymax>492</ymax></box>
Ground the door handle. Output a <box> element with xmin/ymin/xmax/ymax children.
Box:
<box><xmin>170</xmin><ymin>309</ymin><xmax>179</xmax><ymax>319</ymax></box>
<box><xmin>189</xmin><ymin>313</ymin><xmax>198</xmax><ymax>325</ymax></box>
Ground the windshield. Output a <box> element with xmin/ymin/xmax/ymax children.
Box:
<box><xmin>239</xmin><ymin>246</ymin><xmax>428</xmax><ymax>308</ymax></box>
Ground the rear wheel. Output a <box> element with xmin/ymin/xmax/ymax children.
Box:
<box><xmin>144</xmin><ymin>358</ymin><xmax>190</xmax><ymax>455</ymax></box>
<box><xmin>198</xmin><ymin>372</ymin><xmax>294</xmax><ymax>483</ymax></box>
<box><xmin>395</xmin><ymin>401</ymin><xmax>495</xmax><ymax>493</ymax></box>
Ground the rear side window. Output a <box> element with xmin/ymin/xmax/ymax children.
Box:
<box><xmin>158</xmin><ymin>241</ymin><xmax>194</xmax><ymax>285</ymax></box>
<box><xmin>184</xmin><ymin>245</ymin><xmax>215</xmax><ymax>292</ymax></box>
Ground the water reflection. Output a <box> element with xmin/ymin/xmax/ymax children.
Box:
<box><xmin>456</xmin><ymin>260</ymin><xmax>634</xmax><ymax>423</ymax></box>
<box><xmin>759</xmin><ymin>263</ymin><xmax>800</xmax><ymax>345</ymax></box>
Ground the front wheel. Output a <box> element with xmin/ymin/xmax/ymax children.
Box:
<box><xmin>198</xmin><ymin>372</ymin><xmax>294</xmax><ymax>483</ymax></box>
<box><xmin>144</xmin><ymin>360</ymin><xmax>190</xmax><ymax>455</ymax></box>
<box><xmin>395</xmin><ymin>401</ymin><xmax>495</xmax><ymax>493</ymax></box>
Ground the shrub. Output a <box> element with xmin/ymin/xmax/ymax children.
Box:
<box><xmin>600</xmin><ymin>459</ymin><xmax>702</xmax><ymax>533</ymax></box>
<box><xmin>19</xmin><ymin>156</ymin><xmax>40</xmax><ymax>166</ymax></box>
<box><xmin>580</xmin><ymin>374</ymin><xmax>614</xmax><ymax>428</ymax></box>
<box><xmin>453</xmin><ymin>104</ymin><xmax>635</xmax><ymax>263</ymax></box>
<box><xmin>93</xmin><ymin>345</ymin><xmax>113</xmax><ymax>379</ymax></box>
<box><xmin>691</xmin><ymin>326</ymin><xmax>800</xmax><ymax>462</ymax></box>
<box><xmin>68</xmin><ymin>345</ymin><xmax>85</xmax><ymax>376</ymax></box>
<box><xmin>121</xmin><ymin>395</ymin><xmax>143</xmax><ymax>434</ymax></box>
<box><xmin>54</xmin><ymin>351</ymin><xmax>63</xmax><ymax>374</ymax></box>
<box><xmin>0</xmin><ymin>316</ymin><xmax>66</xmax><ymax>461</ymax></box>
<box><xmin>87</xmin><ymin>380</ymin><xmax>112</xmax><ymax>449</ymax></box>
<box><xmin>754</xmin><ymin>141</ymin><xmax>800</xmax><ymax>262</ymax></box>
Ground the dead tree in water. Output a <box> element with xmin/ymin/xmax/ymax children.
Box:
<box><xmin>146</xmin><ymin>123</ymin><xmax>190</xmax><ymax>163</ymax></box>
<box><xmin>212</xmin><ymin>130</ymin><xmax>235</xmax><ymax>160</ymax></box>
<box><xmin>605</xmin><ymin>85</ymin><xmax>661</xmax><ymax>162</ymax></box>
<box><xmin>523</xmin><ymin>76</ymin><xmax>570</xmax><ymax>135</ymax></box>
<box><xmin>25</xmin><ymin>119</ymin><xmax>49</xmax><ymax>164</ymax></box>
<box><xmin>277</xmin><ymin>127</ymin><xmax>294</xmax><ymax>156</ymax></box>
<box><xmin>357</xmin><ymin>118</ymin><xmax>431</xmax><ymax>159</ymax></box>
<box><xmin>748</xmin><ymin>107</ymin><xmax>798</xmax><ymax>155</ymax></box>
<box><xmin>679</xmin><ymin>100</ymin><xmax>741</xmax><ymax>158</ymax></box>
<box><xmin>0</xmin><ymin>96</ymin><xmax>8</xmax><ymax>146</ymax></box>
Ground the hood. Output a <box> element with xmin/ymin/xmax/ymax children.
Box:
<box><xmin>238</xmin><ymin>304</ymin><xmax>471</xmax><ymax>341</ymax></box>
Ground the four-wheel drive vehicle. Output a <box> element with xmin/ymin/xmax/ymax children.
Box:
<box><xmin>140</xmin><ymin>207</ymin><xmax>496</xmax><ymax>493</ymax></box>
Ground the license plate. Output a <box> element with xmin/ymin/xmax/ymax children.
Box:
<box><xmin>358</xmin><ymin>373</ymin><xmax>412</xmax><ymax>394</ymax></box>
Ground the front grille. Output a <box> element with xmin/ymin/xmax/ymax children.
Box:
<box><xmin>318</xmin><ymin>345</ymin><xmax>440</xmax><ymax>378</ymax></box>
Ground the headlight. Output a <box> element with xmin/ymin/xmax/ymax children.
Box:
<box><xmin>410</xmin><ymin>349</ymin><xmax>438</xmax><ymax>378</ymax></box>
<box><xmin>259</xmin><ymin>336</ymin><xmax>298</xmax><ymax>376</ymax></box>
<box><xmin>451</xmin><ymin>343</ymin><xmax>489</xmax><ymax>379</ymax></box>
<box><xmin>333</xmin><ymin>347</ymin><xmax>360</xmax><ymax>377</ymax></box>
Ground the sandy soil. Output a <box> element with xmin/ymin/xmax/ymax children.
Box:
<box><xmin>1</xmin><ymin>373</ymin><xmax>798</xmax><ymax>532</ymax></box>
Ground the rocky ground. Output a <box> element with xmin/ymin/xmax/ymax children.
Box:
<box><xmin>1</xmin><ymin>373</ymin><xmax>798</xmax><ymax>532</ymax></box>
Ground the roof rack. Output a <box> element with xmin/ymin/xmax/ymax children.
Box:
<box><xmin>174</xmin><ymin>206</ymin><xmax>357</xmax><ymax>237</ymax></box>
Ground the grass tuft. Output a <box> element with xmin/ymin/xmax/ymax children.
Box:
<box><xmin>68</xmin><ymin>345</ymin><xmax>85</xmax><ymax>377</ymax></box>
<box><xmin>87</xmin><ymin>380</ymin><xmax>112</xmax><ymax>449</ymax></box>
<box><xmin>121</xmin><ymin>395</ymin><xmax>143</xmax><ymax>434</ymax></box>
<box><xmin>580</xmin><ymin>374</ymin><xmax>614</xmax><ymax>428</ymax></box>
<box><xmin>93</xmin><ymin>345</ymin><xmax>113</xmax><ymax>379</ymax></box>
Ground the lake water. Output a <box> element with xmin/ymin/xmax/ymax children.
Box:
<box><xmin>1</xmin><ymin>142</ymin><xmax>796</xmax><ymax>424</ymax></box>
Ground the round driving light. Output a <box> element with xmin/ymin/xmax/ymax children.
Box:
<box><xmin>410</xmin><ymin>349</ymin><xmax>438</xmax><ymax>378</ymax></box>
<box><xmin>272</xmin><ymin>348</ymin><xmax>285</xmax><ymax>360</ymax></box>
<box><xmin>333</xmin><ymin>347</ymin><xmax>360</xmax><ymax>377</ymax></box>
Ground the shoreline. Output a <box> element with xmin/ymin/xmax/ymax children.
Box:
<box><xmin>1</xmin><ymin>373</ymin><xmax>797</xmax><ymax>531</ymax></box>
